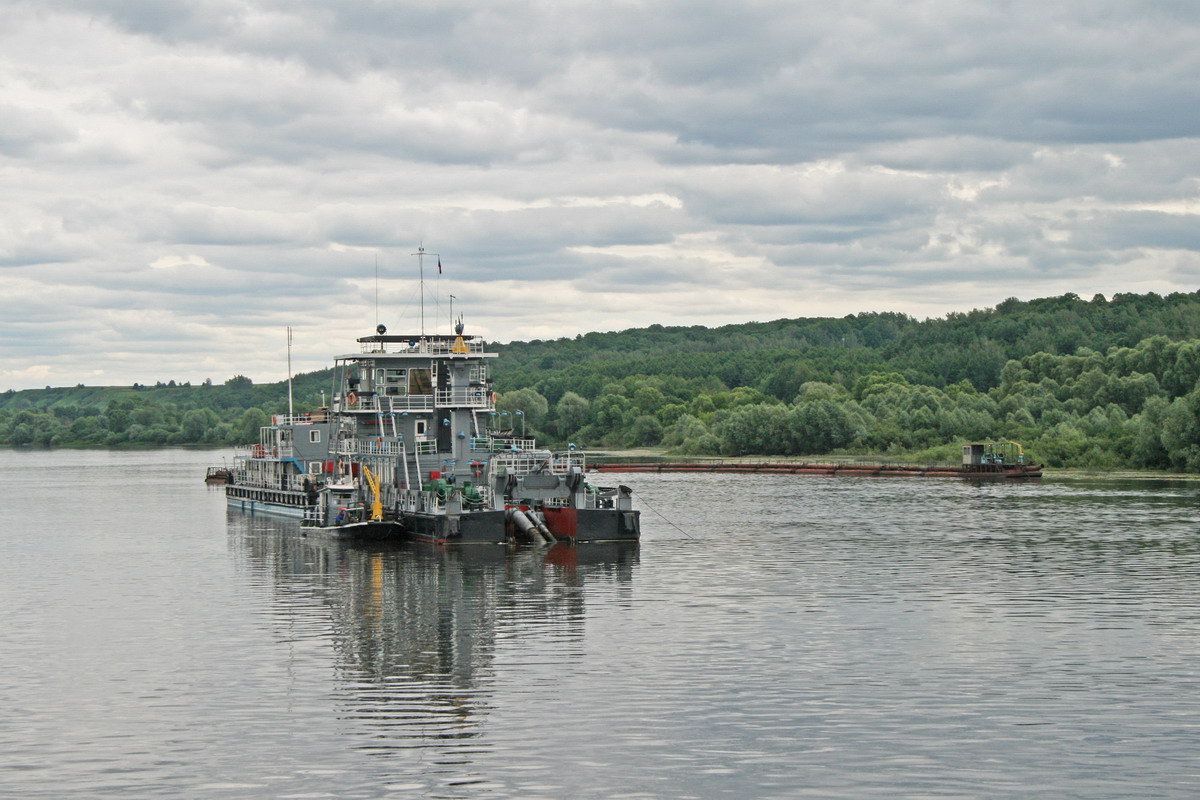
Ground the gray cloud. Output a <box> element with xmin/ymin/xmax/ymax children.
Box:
<box><xmin>2</xmin><ymin>0</ymin><xmax>1199</xmax><ymax>388</ymax></box>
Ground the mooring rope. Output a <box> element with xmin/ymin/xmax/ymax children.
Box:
<box><xmin>632</xmin><ymin>490</ymin><xmax>696</xmax><ymax>540</ymax></box>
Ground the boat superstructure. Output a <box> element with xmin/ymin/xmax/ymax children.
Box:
<box><xmin>226</xmin><ymin>407</ymin><xmax>335</xmax><ymax>518</ymax></box>
<box><xmin>226</xmin><ymin>322</ymin><xmax>640</xmax><ymax>545</ymax></box>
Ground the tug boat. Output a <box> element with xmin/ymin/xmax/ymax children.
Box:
<box><xmin>226</xmin><ymin>320</ymin><xmax>640</xmax><ymax>545</ymax></box>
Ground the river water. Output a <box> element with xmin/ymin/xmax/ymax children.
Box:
<box><xmin>2</xmin><ymin>447</ymin><xmax>1200</xmax><ymax>799</ymax></box>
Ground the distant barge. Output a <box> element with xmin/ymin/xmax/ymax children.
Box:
<box><xmin>592</xmin><ymin>462</ymin><xmax>1042</xmax><ymax>479</ymax></box>
<box><xmin>591</xmin><ymin>442</ymin><xmax>1043</xmax><ymax>480</ymax></box>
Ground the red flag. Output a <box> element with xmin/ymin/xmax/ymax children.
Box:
<box><xmin>437</xmin><ymin>258</ymin><xmax>442</xmax><ymax>274</ymax></box>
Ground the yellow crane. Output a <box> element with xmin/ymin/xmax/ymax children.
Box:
<box><xmin>362</xmin><ymin>464</ymin><xmax>384</xmax><ymax>522</ymax></box>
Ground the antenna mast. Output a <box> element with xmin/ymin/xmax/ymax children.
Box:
<box><xmin>412</xmin><ymin>245</ymin><xmax>440</xmax><ymax>337</ymax></box>
<box><xmin>286</xmin><ymin>326</ymin><xmax>294</xmax><ymax>419</ymax></box>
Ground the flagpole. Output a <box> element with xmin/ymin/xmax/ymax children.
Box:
<box><xmin>436</xmin><ymin>256</ymin><xmax>444</xmax><ymax>332</ymax></box>
<box><xmin>412</xmin><ymin>247</ymin><xmax>441</xmax><ymax>337</ymax></box>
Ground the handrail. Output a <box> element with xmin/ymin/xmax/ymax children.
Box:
<box><xmin>491</xmin><ymin>450</ymin><xmax>585</xmax><ymax>476</ymax></box>
<box><xmin>337</xmin><ymin>438</ymin><xmax>406</xmax><ymax>456</ymax></box>
<box><xmin>230</xmin><ymin>472</ymin><xmax>311</xmax><ymax>492</ymax></box>
<box><xmin>358</xmin><ymin>339</ymin><xmax>489</xmax><ymax>355</ymax></box>
<box><xmin>337</xmin><ymin>394</ymin><xmax>435</xmax><ymax>413</ymax></box>
<box><xmin>234</xmin><ymin>443</ymin><xmax>294</xmax><ymax>460</ymax></box>
<box><xmin>337</xmin><ymin>393</ymin><xmax>493</xmax><ymax>412</ymax></box>
<box><xmin>270</xmin><ymin>413</ymin><xmax>331</xmax><ymax>426</ymax></box>
<box><xmin>395</xmin><ymin>483</ymin><xmax>493</xmax><ymax>513</ymax></box>
<box><xmin>471</xmin><ymin>436</ymin><xmax>538</xmax><ymax>453</ymax></box>
<box><xmin>436</xmin><ymin>389</ymin><xmax>493</xmax><ymax>408</ymax></box>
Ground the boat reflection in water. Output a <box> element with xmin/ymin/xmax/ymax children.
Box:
<box><xmin>227</xmin><ymin>511</ymin><xmax>638</xmax><ymax>759</ymax></box>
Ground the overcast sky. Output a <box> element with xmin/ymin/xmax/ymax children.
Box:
<box><xmin>3</xmin><ymin>1</ymin><xmax>1200</xmax><ymax>389</ymax></box>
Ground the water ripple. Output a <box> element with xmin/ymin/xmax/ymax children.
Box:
<box><xmin>4</xmin><ymin>452</ymin><xmax>1200</xmax><ymax>797</ymax></box>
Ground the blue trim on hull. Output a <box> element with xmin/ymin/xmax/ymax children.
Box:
<box><xmin>225</xmin><ymin>497</ymin><xmax>309</xmax><ymax>519</ymax></box>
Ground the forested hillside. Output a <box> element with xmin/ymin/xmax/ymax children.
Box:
<box><xmin>6</xmin><ymin>290</ymin><xmax>1200</xmax><ymax>471</ymax></box>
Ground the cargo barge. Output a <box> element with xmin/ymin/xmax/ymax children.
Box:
<box><xmin>592</xmin><ymin>442</ymin><xmax>1042</xmax><ymax>479</ymax></box>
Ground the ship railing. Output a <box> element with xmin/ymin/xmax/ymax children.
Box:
<box><xmin>359</xmin><ymin>338</ymin><xmax>488</xmax><ymax>356</ymax></box>
<box><xmin>337</xmin><ymin>437</ymin><xmax>406</xmax><ymax>456</ymax></box>
<box><xmin>500</xmin><ymin>450</ymin><xmax>585</xmax><ymax>475</ymax></box>
<box><xmin>435</xmin><ymin>389</ymin><xmax>493</xmax><ymax>408</ymax></box>
<box><xmin>471</xmin><ymin>436</ymin><xmax>538</xmax><ymax>453</ymax></box>
<box><xmin>490</xmin><ymin>453</ymin><xmax>546</xmax><ymax>475</ymax></box>
<box><xmin>543</xmin><ymin>482</ymin><xmax>617</xmax><ymax>511</ymax></box>
<box><xmin>414</xmin><ymin>440</ymin><xmax>437</xmax><ymax>455</ymax></box>
<box><xmin>336</xmin><ymin>394</ymin><xmax>437</xmax><ymax>414</ymax></box>
<box><xmin>491</xmin><ymin>450</ymin><xmax>584</xmax><ymax>476</ymax></box>
<box><xmin>230</xmin><ymin>473</ymin><xmax>311</xmax><ymax>492</ymax></box>
<box><xmin>396</xmin><ymin>489</ymin><xmax>442</xmax><ymax>514</ymax></box>
<box><xmin>395</xmin><ymin>484</ymin><xmax>493</xmax><ymax>514</ymax></box>
<box><xmin>553</xmin><ymin>451</ymin><xmax>588</xmax><ymax>472</ymax></box>
<box><xmin>234</xmin><ymin>443</ymin><xmax>295</xmax><ymax>460</ymax></box>
<box><xmin>270</xmin><ymin>412</ymin><xmax>329</xmax><ymax>426</ymax></box>
<box><xmin>543</xmin><ymin>495</ymin><xmax>594</xmax><ymax>510</ymax></box>
<box><xmin>384</xmin><ymin>395</ymin><xmax>435</xmax><ymax>412</ymax></box>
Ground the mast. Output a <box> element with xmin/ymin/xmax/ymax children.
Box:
<box><xmin>286</xmin><ymin>326</ymin><xmax>294</xmax><ymax>419</ymax></box>
<box><xmin>412</xmin><ymin>245</ymin><xmax>440</xmax><ymax>337</ymax></box>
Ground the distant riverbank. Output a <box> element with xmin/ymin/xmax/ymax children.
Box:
<box><xmin>5</xmin><ymin>443</ymin><xmax>1199</xmax><ymax>482</ymax></box>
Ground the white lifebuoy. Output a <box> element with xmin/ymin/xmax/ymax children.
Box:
<box><xmin>347</xmin><ymin>392</ymin><xmax>358</xmax><ymax>406</ymax></box>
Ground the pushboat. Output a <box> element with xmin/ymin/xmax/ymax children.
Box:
<box><xmin>224</xmin><ymin>302</ymin><xmax>640</xmax><ymax>545</ymax></box>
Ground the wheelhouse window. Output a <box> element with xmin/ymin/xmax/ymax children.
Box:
<box><xmin>379</xmin><ymin>367</ymin><xmax>409</xmax><ymax>396</ymax></box>
<box><xmin>408</xmin><ymin>368</ymin><xmax>433</xmax><ymax>395</ymax></box>
<box><xmin>309</xmin><ymin>430</ymin><xmax>321</xmax><ymax>443</ymax></box>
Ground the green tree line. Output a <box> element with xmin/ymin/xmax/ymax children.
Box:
<box><xmin>0</xmin><ymin>371</ymin><xmax>336</xmax><ymax>447</ymax></box>
<box><xmin>5</xmin><ymin>290</ymin><xmax>1200</xmax><ymax>470</ymax></box>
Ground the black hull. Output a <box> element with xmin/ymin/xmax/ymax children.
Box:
<box><xmin>402</xmin><ymin>509</ymin><xmax>510</xmax><ymax>545</ymax></box>
<box><xmin>227</xmin><ymin>491</ymin><xmax>641</xmax><ymax>546</ymax></box>
<box><xmin>542</xmin><ymin>507</ymin><xmax>641</xmax><ymax>544</ymax></box>
<box><xmin>401</xmin><ymin>508</ymin><xmax>641</xmax><ymax>546</ymax></box>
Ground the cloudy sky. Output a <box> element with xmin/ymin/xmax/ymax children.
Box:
<box><xmin>3</xmin><ymin>0</ymin><xmax>1199</xmax><ymax>389</ymax></box>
